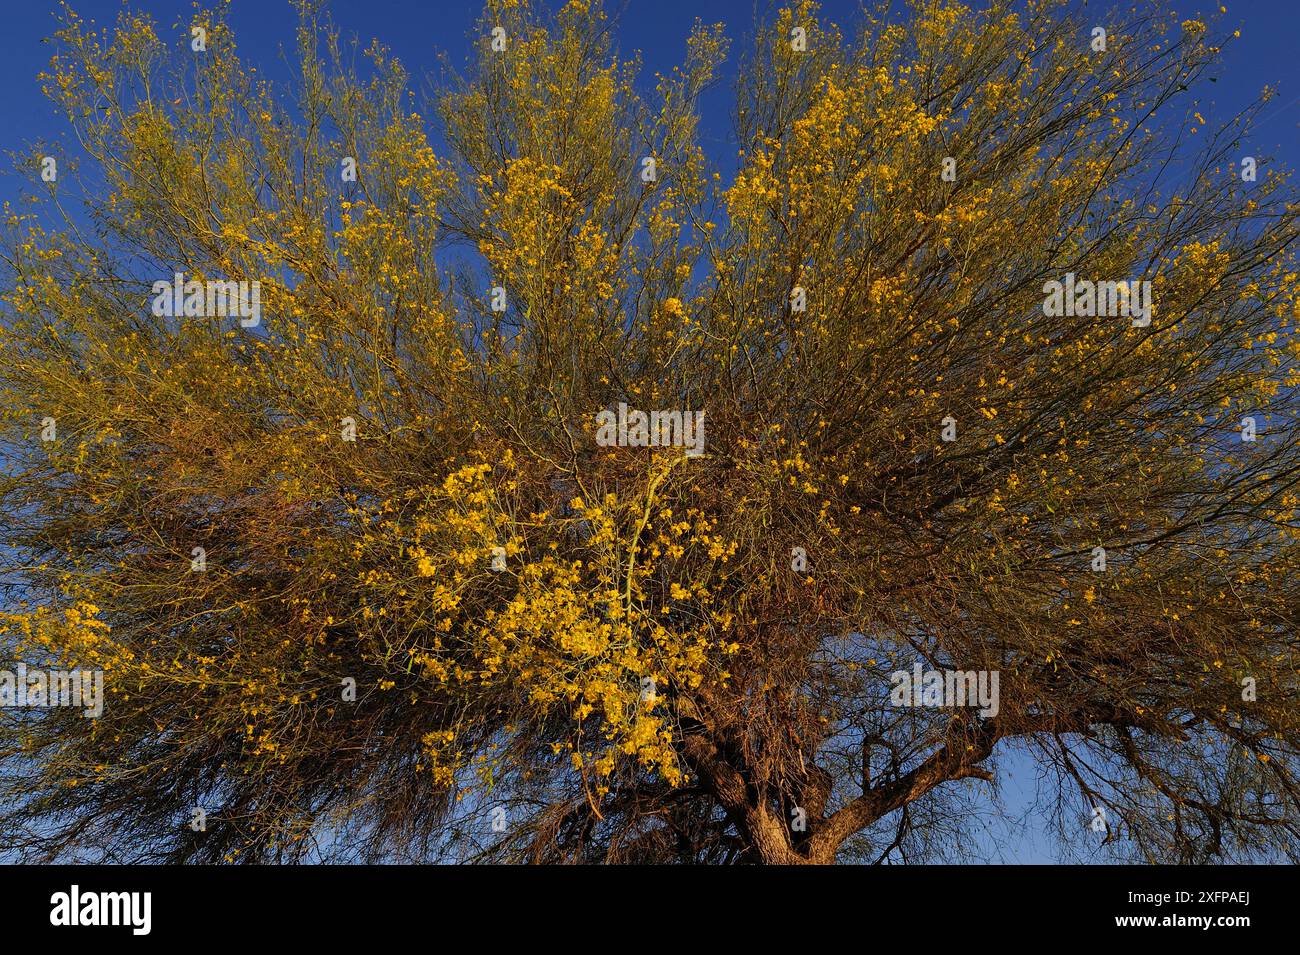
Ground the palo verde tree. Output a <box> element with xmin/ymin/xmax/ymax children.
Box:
<box><xmin>2</xmin><ymin>0</ymin><xmax>1299</xmax><ymax>864</ymax></box>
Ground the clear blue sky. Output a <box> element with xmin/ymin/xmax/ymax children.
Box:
<box><xmin>1</xmin><ymin>0</ymin><xmax>1296</xmax><ymax>863</ymax></box>
<box><xmin>3</xmin><ymin>0</ymin><xmax>1298</xmax><ymax>195</ymax></box>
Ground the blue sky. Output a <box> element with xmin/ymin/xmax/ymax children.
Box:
<box><xmin>4</xmin><ymin>0</ymin><xmax>1298</xmax><ymax>194</ymax></box>
<box><xmin>2</xmin><ymin>0</ymin><xmax>1296</xmax><ymax>863</ymax></box>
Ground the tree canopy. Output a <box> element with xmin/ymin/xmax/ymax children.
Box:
<box><xmin>2</xmin><ymin>0</ymin><xmax>1299</xmax><ymax>864</ymax></box>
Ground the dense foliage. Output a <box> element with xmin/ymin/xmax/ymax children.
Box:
<box><xmin>2</xmin><ymin>0</ymin><xmax>1298</xmax><ymax>863</ymax></box>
